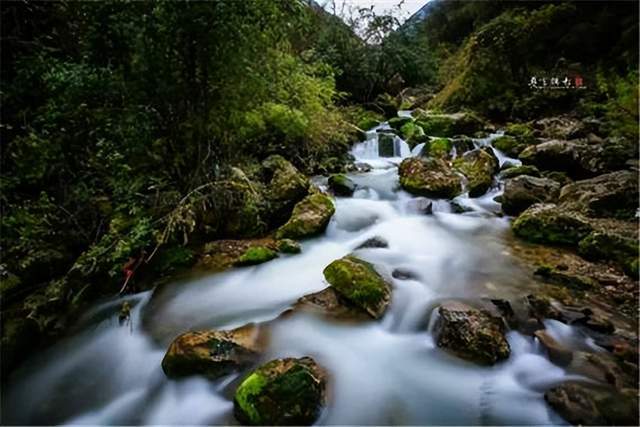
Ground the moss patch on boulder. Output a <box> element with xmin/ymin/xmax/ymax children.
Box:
<box><xmin>328</xmin><ymin>174</ymin><xmax>356</xmax><ymax>197</ymax></box>
<box><xmin>236</xmin><ymin>246</ymin><xmax>278</xmax><ymax>266</ymax></box>
<box><xmin>512</xmin><ymin>203</ymin><xmax>593</xmax><ymax>246</ymax></box>
<box><xmin>276</xmin><ymin>193</ymin><xmax>335</xmax><ymax>239</ymax></box>
<box><xmin>398</xmin><ymin>157</ymin><xmax>462</xmax><ymax>199</ymax></box>
<box><xmin>276</xmin><ymin>239</ymin><xmax>301</xmax><ymax>254</ymax></box>
<box><xmin>323</xmin><ymin>255</ymin><xmax>392</xmax><ymax>319</ymax></box>
<box><xmin>500</xmin><ymin>164</ymin><xmax>541</xmax><ymax>179</ymax></box>
<box><xmin>233</xmin><ymin>357</ymin><xmax>326</xmax><ymax>426</ymax></box>
<box><xmin>454</xmin><ymin>147</ymin><xmax>498</xmax><ymax>197</ymax></box>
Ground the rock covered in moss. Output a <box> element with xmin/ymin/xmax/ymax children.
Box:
<box><xmin>578</xmin><ymin>231</ymin><xmax>638</xmax><ymax>276</ymax></box>
<box><xmin>294</xmin><ymin>287</ymin><xmax>371</xmax><ymax>321</ymax></box>
<box><xmin>500</xmin><ymin>164</ymin><xmax>541</xmax><ymax>179</ymax></box>
<box><xmin>236</xmin><ymin>246</ymin><xmax>278</xmax><ymax>266</ymax></box>
<box><xmin>233</xmin><ymin>357</ymin><xmax>326</xmax><ymax>425</ymax></box>
<box><xmin>161</xmin><ymin>325</ymin><xmax>261</xmax><ymax>380</ymax></box>
<box><xmin>323</xmin><ymin>255</ymin><xmax>392</xmax><ymax>319</ymax></box>
<box><xmin>399</xmin><ymin>121</ymin><xmax>425</xmax><ymax>145</ymax></box>
<box><xmin>512</xmin><ymin>203</ymin><xmax>592</xmax><ymax>245</ymax></box>
<box><xmin>502</xmin><ymin>175</ymin><xmax>560</xmax><ymax>215</ymax></box>
<box><xmin>388</xmin><ymin>116</ymin><xmax>413</xmax><ymax>130</ymax></box>
<box><xmin>276</xmin><ymin>239</ymin><xmax>301</xmax><ymax>254</ymax></box>
<box><xmin>544</xmin><ymin>381</ymin><xmax>638</xmax><ymax>426</ymax></box>
<box><xmin>424</xmin><ymin>137</ymin><xmax>453</xmax><ymax>158</ymax></box>
<box><xmin>534</xmin><ymin>265</ymin><xmax>598</xmax><ymax>290</ymax></box>
<box><xmin>276</xmin><ymin>193</ymin><xmax>335</xmax><ymax>239</ymax></box>
<box><xmin>454</xmin><ymin>147</ymin><xmax>498</xmax><ymax>197</ymax></box>
<box><xmin>328</xmin><ymin>174</ymin><xmax>356</xmax><ymax>197</ymax></box>
<box><xmin>558</xmin><ymin>170</ymin><xmax>638</xmax><ymax>219</ymax></box>
<box><xmin>415</xmin><ymin>112</ymin><xmax>484</xmax><ymax>137</ymax></box>
<box><xmin>434</xmin><ymin>301</ymin><xmax>510</xmax><ymax>365</ymax></box>
<box><xmin>493</xmin><ymin>135</ymin><xmax>522</xmax><ymax>157</ymax></box>
<box><xmin>398</xmin><ymin>157</ymin><xmax>462</xmax><ymax>199</ymax></box>
<box><xmin>261</xmin><ymin>155</ymin><xmax>310</xmax><ymax>225</ymax></box>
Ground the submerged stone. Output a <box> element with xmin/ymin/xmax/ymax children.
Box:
<box><xmin>323</xmin><ymin>255</ymin><xmax>392</xmax><ymax>319</ymax></box>
<box><xmin>233</xmin><ymin>357</ymin><xmax>326</xmax><ymax>426</ymax></box>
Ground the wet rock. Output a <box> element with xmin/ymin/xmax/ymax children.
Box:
<box><xmin>294</xmin><ymin>287</ymin><xmax>370</xmax><ymax>321</ymax></box>
<box><xmin>532</xmin><ymin>116</ymin><xmax>586</xmax><ymax>140</ymax></box>
<box><xmin>392</xmin><ymin>268</ymin><xmax>420</xmax><ymax>281</ymax></box>
<box><xmin>276</xmin><ymin>193</ymin><xmax>335</xmax><ymax>239</ymax></box>
<box><xmin>493</xmin><ymin>135</ymin><xmax>523</xmax><ymax>157</ymax></box>
<box><xmin>451</xmin><ymin>136</ymin><xmax>475</xmax><ymax>155</ymax></box>
<box><xmin>542</xmin><ymin>170</ymin><xmax>572</xmax><ymax>186</ymax></box>
<box><xmin>500</xmin><ymin>164</ymin><xmax>541</xmax><ymax>179</ymax></box>
<box><xmin>534</xmin><ymin>330</ymin><xmax>574</xmax><ymax>366</ymax></box>
<box><xmin>276</xmin><ymin>239</ymin><xmax>301</xmax><ymax>254</ymax></box>
<box><xmin>434</xmin><ymin>301</ymin><xmax>510</xmax><ymax>365</ymax></box>
<box><xmin>544</xmin><ymin>381</ymin><xmax>638</xmax><ymax>426</ymax></box>
<box><xmin>378</xmin><ymin>133</ymin><xmax>396</xmax><ymax>157</ymax></box>
<box><xmin>328</xmin><ymin>174</ymin><xmax>356</xmax><ymax>197</ymax></box>
<box><xmin>323</xmin><ymin>255</ymin><xmax>392</xmax><ymax>319</ymax></box>
<box><xmin>398</xmin><ymin>157</ymin><xmax>462</xmax><ymax>199</ymax></box>
<box><xmin>161</xmin><ymin>325</ymin><xmax>262</xmax><ymax>380</ymax></box>
<box><xmin>558</xmin><ymin>170</ymin><xmax>639</xmax><ymax>219</ymax></box>
<box><xmin>399</xmin><ymin>121</ymin><xmax>426</xmax><ymax>147</ymax></box>
<box><xmin>355</xmin><ymin>236</ymin><xmax>389</xmax><ymax>250</ymax></box>
<box><xmin>235</xmin><ymin>246</ymin><xmax>278</xmax><ymax>266</ymax></box>
<box><xmin>519</xmin><ymin>140</ymin><xmax>626</xmax><ymax>179</ymax></box>
<box><xmin>568</xmin><ymin>352</ymin><xmax>633</xmax><ymax>390</ymax></box>
<box><xmin>199</xmin><ymin>239</ymin><xmax>278</xmax><ymax>272</ymax></box>
<box><xmin>415</xmin><ymin>112</ymin><xmax>484</xmax><ymax>137</ymax></box>
<box><xmin>512</xmin><ymin>203</ymin><xmax>592</xmax><ymax>246</ymax></box>
<box><xmin>405</xmin><ymin>197</ymin><xmax>433</xmax><ymax>215</ymax></box>
<box><xmin>388</xmin><ymin>116</ymin><xmax>413</xmax><ymax>130</ymax></box>
<box><xmin>233</xmin><ymin>357</ymin><xmax>326</xmax><ymax>426</ymax></box>
<box><xmin>423</xmin><ymin>138</ymin><xmax>452</xmax><ymax>158</ymax></box>
<box><xmin>501</xmin><ymin>176</ymin><xmax>560</xmax><ymax>215</ymax></box>
<box><xmin>578</xmin><ymin>231</ymin><xmax>638</xmax><ymax>276</ymax></box>
<box><xmin>534</xmin><ymin>265</ymin><xmax>598</xmax><ymax>290</ymax></box>
<box><xmin>346</xmin><ymin>162</ymin><xmax>373</xmax><ymax>173</ymax></box>
<box><xmin>525</xmin><ymin>294</ymin><xmax>565</xmax><ymax>323</ymax></box>
<box><xmin>454</xmin><ymin>148</ymin><xmax>499</xmax><ymax>197</ymax></box>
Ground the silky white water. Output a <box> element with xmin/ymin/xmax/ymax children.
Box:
<box><xmin>3</xmin><ymin>118</ymin><xmax>587</xmax><ymax>425</ymax></box>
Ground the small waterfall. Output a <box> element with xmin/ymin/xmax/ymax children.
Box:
<box><xmin>352</xmin><ymin>133</ymin><xmax>411</xmax><ymax>161</ymax></box>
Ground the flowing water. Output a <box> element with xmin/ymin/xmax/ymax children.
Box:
<box><xmin>3</xmin><ymin>116</ymin><xmax>596</xmax><ymax>425</ymax></box>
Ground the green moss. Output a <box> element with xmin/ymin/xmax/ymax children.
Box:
<box><xmin>388</xmin><ymin>116</ymin><xmax>413</xmax><ymax>130</ymax></box>
<box><xmin>416</xmin><ymin>116</ymin><xmax>455</xmax><ymax>137</ymax></box>
<box><xmin>323</xmin><ymin>255</ymin><xmax>391</xmax><ymax>318</ymax></box>
<box><xmin>276</xmin><ymin>193</ymin><xmax>335</xmax><ymax>239</ymax></box>
<box><xmin>427</xmin><ymin>138</ymin><xmax>452</xmax><ymax>158</ymax></box>
<box><xmin>328</xmin><ymin>173</ymin><xmax>355</xmax><ymax>196</ymax></box>
<box><xmin>399</xmin><ymin>121</ymin><xmax>424</xmax><ymax>142</ymax></box>
<box><xmin>235</xmin><ymin>372</ymin><xmax>269</xmax><ymax>424</ymax></box>
<box><xmin>236</xmin><ymin>246</ymin><xmax>278</xmax><ymax>266</ymax></box>
<box><xmin>500</xmin><ymin>164</ymin><xmax>540</xmax><ymax>179</ymax></box>
<box><xmin>493</xmin><ymin>135</ymin><xmax>520</xmax><ymax>156</ymax></box>
<box><xmin>276</xmin><ymin>239</ymin><xmax>301</xmax><ymax>254</ymax></box>
<box><xmin>505</xmin><ymin>123</ymin><xmax>534</xmax><ymax>140</ymax></box>
<box><xmin>578</xmin><ymin>231</ymin><xmax>638</xmax><ymax>276</ymax></box>
<box><xmin>453</xmin><ymin>149</ymin><xmax>497</xmax><ymax>197</ymax></box>
<box><xmin>512</xmin><ymin>204</ymin><xmax>592</xmax><ymax>246</ymax></box>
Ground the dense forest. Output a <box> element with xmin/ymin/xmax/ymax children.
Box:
<box><xmin>1</xmin><ymin>1</ymin><xmax>638</xmax><ymax>425</ymax></box>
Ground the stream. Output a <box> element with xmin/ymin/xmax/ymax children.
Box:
<box><xmin>3</xmin><ymin>116</ymin><xmax>598</xmax><ymax>425</ymax></box>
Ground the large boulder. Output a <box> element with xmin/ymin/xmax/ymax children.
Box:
<box><xmin>532</xmin><ymin>116</ymin><xmax>586</xmax><ymax>140</ymax></box>
<box><xmin>502</xmin><ymin>175</ymin><xmax>560</xmax><ymax>215</ymax></box>
<box><xmin>323</xmin><ymin>255</ymin><xmax>392</xmax><ymax>319</ymax></box>
<box><xmin>398</xmin><ymin>157</ymin><xmax>462</xmax><ymax>199</ymax></box>
<box><xmin>161</xmin><ymin>325</ymin><xmax>262</xmax><ymax>379</ymax></box>
<box><xmin>276</xmin><ymin>193</ymin><xmax>335</xmax><ymax>239</ymax></box>
<box><xmin>578</xmin><ymin>231</ymin><xmax>638</xmax><ymax>275</ymax></box>
<box><xmin>328</xmin><ymin>174</ymin><xmax>356</xmax><ymax>197</ymax></box>
<box><xmin>454</xmin><ymin>147</ymin><xmax>499</xmax><ymax>197</ymax></box>
<box><xmin>415</xmin><ymin>112</ymin><xmax>484</xmax><ymax>137</ymax></box>
<box><xmin>500</xmin><ymin>164</ymin><xmax>541</xmax><ymax>179</ymax></box>
<box><xmin>434</xmin><ymin>301</ymin><xmax>510</xmax><ymax>365</ymax></box>
<box><xmin>233</xmin><ymin>357</ymin><xmax>326</xmax><ymax>426</ymax></box>
<box><xmin>512</xmin><ymin>203</ymin><xmax>593</xmax><ymax>246</ymax></box>
<box><xmin>545</xmin><ymin>381</ymin><xmax>638</xmax><ymax>426</ymax></box>
<box><xmin>558</xmin><ymin>170</ymin><xmax>638</xmax><ymax>219</ymax></box>
<box><xmin>261</xmin><ymin>155</ymin><xmax>310</xmax><ymax>225</ymax></box>
<box><xmin>519</xmin><ymin>140</ymin><xmax>626</xmax><ymax>179</ymax></box>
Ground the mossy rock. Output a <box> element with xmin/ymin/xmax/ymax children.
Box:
<box><xmin>398</xmin><ymin>157</ymin><xmax>462</xmax><ymax>199</ymax></box>
<box><xmin>261</xmin><ymin>155</ymin><xmax>310</xmax><ymax>226</ymax></box>
<box><xmin>276</xmin><ymin>239</ymin><xmax>301</xmax><ymax>254</ymax></box>
<box><xmin>233</xmin><ymin>357</ymin><xmax>326</xmax><ymax>425</ymax></box>
<box><xmin>378</xmin><ymin>133</ymin><xmax>396</xmax><ymax>157</ymax></box>
<box><xmin>387</xmin><ymin>116</ymin><xmax>413</xmax><ymax>130</ymax></box>
<box><xmin>323</xmin><ymin>255</ymin><xmax>392</xmax><ymax>319</ymax></box>
<box><xmin>501</xmin><ymin>175</ymin><xmax>560</xmax><ymax>215</ymax></box>
<box><xmin>454</xmin><ymin>147</ymin><xmax>498</xmax><ymax>197</ymax></box>
<box><xmin>328</xmin><ymin>174</ymin><xmax>356</xmax><ymax>197</ymax></box>
<box><xmin>425</xmin><ymin>138</ymin><xmax>453</xmax><ymax>158</ymax></box>
<box><xmin>500</xmin><ymin>165</ymin><xmax>541</xmax><ymax>179</ymax></box>
<box><xmin>504</xmin><ymin>123</ymin><xmax>536</xmax><ymax>143</ymax></box>
<box><xmin>161</xmin><ymin>325</ymin><xmax>261</xmax><ymax>380</ymax></box>
<box><xmin>415</xmin><ymin>112</ymin><xmax>484</xmax><ymax>137</ymax></box>
<box><xmin>276</xmin><ymin>193</ymin><xmax>335</xmax><ymax>239</ymax></box>
<box><xmin>534</xmin><ymin>265</ymin><xmax>598</xmax><ymax>291</ymax></box>
<box><xmin>512</xmin><ymin>203</ymin><xmax>593</xmax><ymax>246</ymax></box>
<box><xmin>435</xmin><ymin>301</ymin><xmax>510</xmax><ymax>365</ymax></box>
<box><xmin>399</xmin><ymin>121</ymin><xmax>424</xmax><ymax>142</ymax></box>
<box><xmin>493</xmin><ymin>135</ymin><xmax>522</xmax><ymax>157</ymax></box>
<box><xmin>578</xmin><ymin>231</ymin><xmax>638</xmax><ymax>276</ymax></box>
<box><xmin>236</xmin><ymin>246</ymin><xmax>278</xmax><ymax>266</ymax></box>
